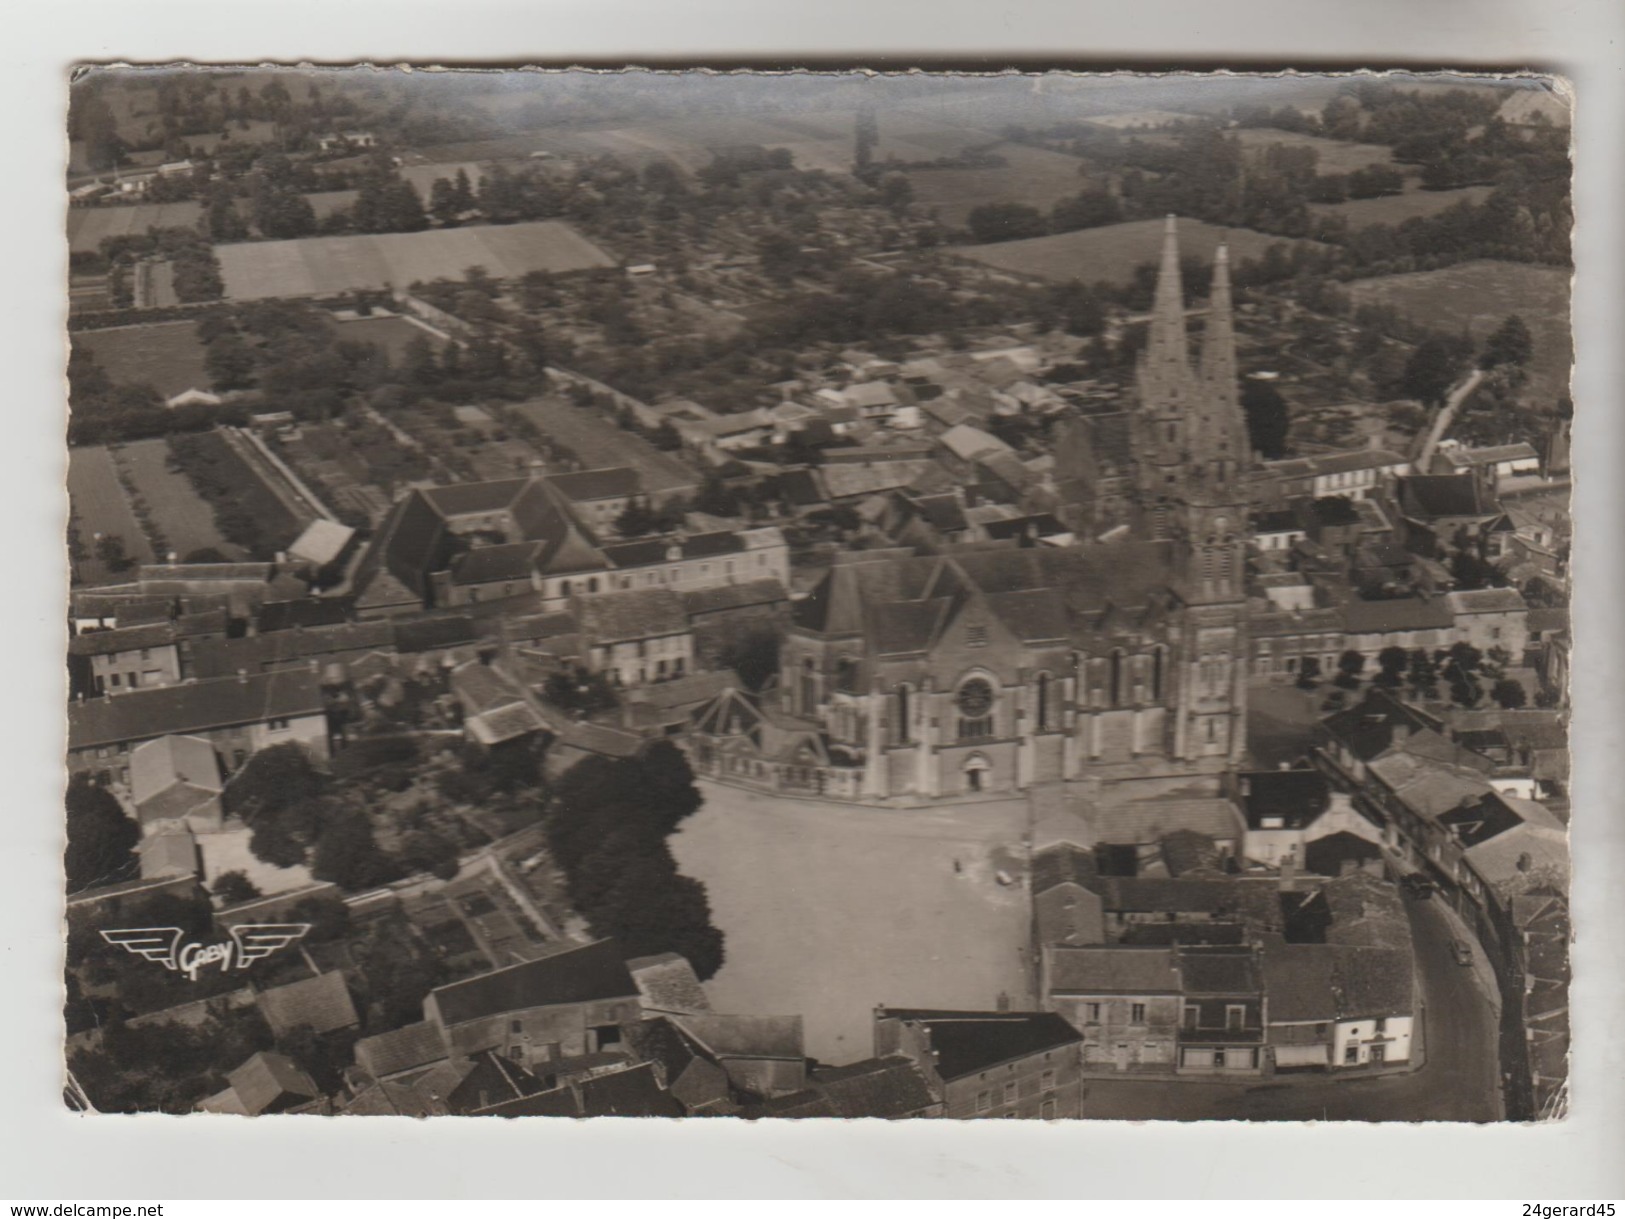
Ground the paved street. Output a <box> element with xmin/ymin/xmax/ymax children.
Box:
<box><xmin>671</xmin><ymin>781</ymin><xmax>1034</xmax><ymax>1064</ymax></box>
<box><xmin>1080</xmin><ymin>894</ymin><xmax>1503</xmax><ymax>1121</ymax></box>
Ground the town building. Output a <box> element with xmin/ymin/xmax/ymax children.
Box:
<box><xmin>873</xmin><ymin>1008</ymin><xmax>1085</xmax><ymax>1119</ymax></box>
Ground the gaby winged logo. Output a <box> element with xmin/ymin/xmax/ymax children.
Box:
<box><xmin>100</xmin><ymin>924</ymin><xmax>311</xmax><ymax>982</ymax></box>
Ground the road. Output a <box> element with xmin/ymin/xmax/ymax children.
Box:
<box><xmin>1080</xmin><ymin>894</ymin><xmax>1503</xmax><ymax>1122</ymax></box>
<box><xmin>1413</xmin><ymin>367</ymin><xmax>1486</xmax><ymax>470</ymax></box>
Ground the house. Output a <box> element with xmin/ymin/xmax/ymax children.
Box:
<box><xmin>352</xmin><ymin>1021</ymin><xmax>451</xmax><ymax>1083</ymax></box>
<box><xmin>69</xmin><ymin>622</ymin><xmax>183</xmax><ymax>695</ymax></box>
<box><xmin>128</xmin><ymin>734</ymin><xmax>224</xmax><ymax>833</ymax></box>
<box><xmin>1227</xmin><ymin>767</ymin><xmax>1383</xmax><ymax>867</ymax></box>
<box><xmin>287</xmin><ymin>519</ymin><xmax>359</xmax><ymax>574</ymax></box>
<box><xmin>1341</xmin><ymin>594</ymin><xmax>1457</xmax><ymax>654</ymax></box>
<box><xmin>807</xmin><ymin>1055</ymin><xmax>943</xmax><ymax>1118</ymax></box>
<box><xmin>449</xmin><ymin>660</ymin><xmax>548</xmax><ymax>748</ymax></box>
<box><xmin>1262</xmin><ymin>446</ymin><xmax>1410</xmax><ymax>501</ymax></box>
<box><xmin>68</xmin><ymin>667</ymin><xmax>329</xmax><ymax>781</ymax></box>
<box><xmin>672</xmin><ymin>1013</ymin><xmax>807</xmax><ymax>1100</ymax></box>
<box><xmin>1031</xmin><ymin>843</ymin><xmax>1105</xmax><ymax>947</ymax></box>
<box><xmin>138</xmin><ymin>825</ymin><xmax>200</xmax><ymax>880</ymax></box>
<box><xmin>1173</xmin><ymin>945</ymin><xmax>1267</xmax><ymax>1074</ymax></box>
<box><xmin>674</xmin><ymin>409</ymin><xmax>775</xmax><ymax>460</ymax></box>
<box><xmin>937</xmin><ymin>424</ymin><xmax>1015</xmax><ymax>476</ymax></box>
<box><xmin>1387</xmin><ymin>474</ymin><xmax>1503</xmax><ymax>552</ymax></box>
<box><xmin>199</xmin><ymin>1051</ymin><xmax>322</xmax><ymax>1115</ymax></box>
<box><xmin>422</xmin><ymin>939</ymin><xmax>642</xmax><ymax>1065</ymax></box>
<box><xmin>1252</xmin><ymin>509</ymin><xmax>1307</xmax><ymax>553</ymax></box>
<box><xmin>619</xmin><ymin>1017</ymin><xmax>733</xmax><ymax>1113</ymax></box>
<box><xmin>547</xmin><ymin>467</ymin><xmax>644</xmax><ymax>534</ymax></box>
<box><xmin>354</xmin><ymin>476</ymin><xmax>611</xmax><ymax>615</ymax></box>
<box><xmin>439</xmin><ymin>541</ymin><xmax>544</xmax><ymax>607</ymax></box>
<box><xmin>1256</xmin><ymin>571</ymin><xmax>1315</xmax><ymax>612</ymax></box>
<box><xmin>255</xmin><ymin>972</ymin><xmax>360</xmax><ymax>1040</ymax></box>
<box><xmin>1446</xmin><ymin>587</ymin><xmax>1530</xmax><ymax>655</ymax></box>
<box><xmin>600</xmin><ymin>527</ymin><xmax>790</xmax><ymax>595</ymax></box>
<box><xmin>1042</xmin><ymin>944</ymin><xmax>1183</xmax><ymax>1072</ymax></box>
<box><xmin>625</xmin><ymin>954</ymin><xmax>711</xmax><ymax>1017</ymax></box>
<box><xmin>1431</xmin><ymin>439</ymin><xmax>1541</xmax><ymax>486</ymax></box>
<box><xmin>571</xmin><ymin>587</ymin><xmax>693</xmax><ymax>687</ymax></box>
<box><xmin>873</xmin><ymin>1008</ymin><xmax>1085</xmax><ymax>1119</ymax></box>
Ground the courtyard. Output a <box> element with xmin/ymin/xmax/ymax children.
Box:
<box><xmin>670</xmin><ymin>780</ymin><xmax>1035</xmax><ymax>1065</ymax></box>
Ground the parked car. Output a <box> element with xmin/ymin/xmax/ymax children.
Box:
<box><xmin>1450</xmin><ymin>938</ymin><xmax>1474</xmax><ymax>966</ymax></box>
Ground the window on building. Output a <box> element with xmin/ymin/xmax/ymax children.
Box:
<box><xmin>1040</xmin><ymin>1098</ymin><xmax>1056</xmax><ymax>1120</ymax></box>
<box><xmin>956</xmin><ymin>678</ymin><xmax>995</xmax><ymax>741</ymax></box>
<box><xmin>1131</xmin><ymin>1003</ymin><xmax>1147</xmax><ymax>1024</ymax></box>
<box><xmin>267</xmin><ymin>718</ymin><xmax>290</xmax><ymax>731</ymax></box>
<box><xmin>1003</xmin><ymin>1082</ymin><xmax>1017</xmax><ymax>1105</ymax></box>
<box><xmin>1040</xmin><ymin>1070</ymin><xmax>1056</xmax><ymax>1092</ymax></box>
<box><xmin>510</xmin><ymin>1020</ymin><xmax>523</xmax><ymax>1034</ymax></box>
<box><xmin>1035</xmin><ymin>672</ymin><xmax>1051</xmax><ymax>731</ymax></box>
<box><xmin>966</xmin><ymin>623</ymin><xmax>988</xmax><ymax>647</ymax></box>
<box><xmin>1374</xmin><ymin>1017</ymin><xmax>1386</xmax><ymax>1034</ymax></box>
<box><xmin>976</xmin><ymin>1090</ymin><xmax>992</xmax><ymax>1113</ymax></box>
<box><xmin>1151</xmin><ymin>646</ymin><xmax>1165</xmax><ymax>700</ymax></box>
<box><xmin>468</xmin><ymin>588</ymin><xmax>481</xmax><ymax>603</ymax></box>
<box><xmin>508</xmin><ymin>1046</ymin><xmax>524</xmax><ymax>1061</ymax></box>
<box><xmin>893</xmin><ymin>684</ymin><xmax>912</xmax><ymax>745</ymax></box>
<box><xmin>1225</xmin><ymin>1005</ymin><xmax>1245</xmax><ymax>1032</ymax></box>
<box><xmin>834</xmin><ymin>657</ymin><xmax>859</xmax><ymax>695</ymax></box>
<box><xmin>1110</xmin><ymin>649</ymin><xmax>1123</xmax><ymax>706</ymax></box>
<box><xmin>1183</xmin><ymin>1005</ymin><xmax>1199</xmax><ymax>1030</ymax></box>
<box><xmin>588</xmin><ymin>578</ymin><xmax>599</xmax><ymax>593</ymax></box>
<box><xmin>1085</xmin><ymin>1003</ymin><xmax>1102</xmax><ymax>1024</ymax></box>
<box><xmin>1344</xmin><ymin>1045</ymin><xmax>1360</xmax><ymax>1064</ymax></box>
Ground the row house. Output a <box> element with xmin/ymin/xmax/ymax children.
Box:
<box><xmin>1260</xmin><ymin>446</ymin><xmax>1411</xmax><ymax>503</ymax></box>
<box><xmin>571</xmin><ymin>587</ymin><xmax>693</xmax><ymax>687</ymax></box>
<box><xmin>67</xmin><ymin>666</ymin><xmax>330</xmax><ymax>785</ymax></box>
<box><xmin>873</xmin><ymin>1008</ymin><xmax>1085</xmax><ymax>1119</ymax></box>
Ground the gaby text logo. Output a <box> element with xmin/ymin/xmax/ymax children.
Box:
<box><xmin>100</xmin><ymin>924</ymin><xmax>312</xmax><ymax>982</ymax></box>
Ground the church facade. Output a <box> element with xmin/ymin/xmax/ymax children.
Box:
<box><xmin>690</xmin><ymin>217</ymin><xmax>1252</xmax><ymax>803</ymax></box>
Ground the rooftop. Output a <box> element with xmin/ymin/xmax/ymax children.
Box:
<box><xmin>429</xmin><ymin>940</ymin><xmax>637</xmax><ymax>1028</ymax></box>
<box><xmin>69</xmin><ymin>668</ymin><xmax>326</xmax><ymax>752</ymax></box>
<box><xmin>876</xmin><ymin>1009</ymin><xmax>1082</xmax><ymax>1081</ymax></box>
<box><xmin>1046</xmin><ymin>945</ymin><xmax>1182</xmax><ymax>995</ymax></box>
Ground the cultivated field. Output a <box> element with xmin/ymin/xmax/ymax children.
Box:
<box><xmin>67</xmin><ymin>202</ymin><xmax>205</xmax><ymax>255</ymax></box>
<box><xmin>117</xmin><ymin>439</ymin><xmax>243</xmax><ymax>561</ymax></box>
<box><xmin>953</xmin><ymin>217</ymin><xmax>1319</xmax><ymax>286</ymax></box>
<box><xmin>1129</xmin><ymin>126</ymin><xmax>1397</xmax><ymax>176</ymax></box>
<box><xmin>1348</xmin><ymin>260</ymin><xmax>1572</xmax><ymax>406</ymax></box>
<box><xmin>67</xmin><ymin>445</ymin><xmax>156</xmax><ymax>584</ymax></box>
<box><xmin>214</xmin><ymin>221</ymin><xmax>616</xmax><ymax>301</ymax></box>
<box><xmin>671</xmin><ymin>781</ymin><xmax>1034</xmax><ymax>1064</ymax></box>
<box><xmin>507</xmin><ymin>396</ymin><xmax>700</xmax><ymax>497</ymax></box>
<box><xmin>75</xmin><ymin>321</ymin><xmax>211</xmax><ymax>400</ymax></box>
<box><xmin>1307</xmin><ymin>185</ymin><xmax>1494</xmax><ymax>227</ymax></box>
<box><xmin>417</xmin><ymin>109</ymin><xmax>999</xmax><ymax>177</ymax></box>
<box><xmin>906</xmin><ymin>142</ymin><xmax>1094</xmax><ymax>229</ymax></box>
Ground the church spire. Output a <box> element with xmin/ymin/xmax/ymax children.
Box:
<box><xmin>1147</xmin><ymin>214</ymin><xmax>1189</xmax><ymax>371</ymax></box>
<box><xmin>1201</xmin><ymin>243</ymin><xmax>1239</xmax><ymax>410</ymax></box>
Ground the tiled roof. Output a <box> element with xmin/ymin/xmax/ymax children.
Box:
<box><xmin>68</xmin><ymin>622</ymin><xmax>177</xmax><ymax>657</ymax></box>
<box><xmin>811</xmin><ymin>1055</ymin><xmax>938</xmax><ymax>1119</ymax></box>
<box><xmin>626</xmin><ymin>953</ymin><xmax>712</xmax><ymax>1015</ymax></box>
<box><xmin>186</xmin><ymin>622</ymin><xmax>395</xmax><ymax>678</ymax></box>
<box><xmin>1261</xmin><ymin>942</ymin><xmax>1338</xmax><ymax>1022</ymax></box>
<box><xmin>289</xmin><ymin>519</ymin><xmax>357</xmax><ymax>567</ymax></box>
<box><xmin>257</xmin><ymin>598</ymin><xmax>352</xmax><ymax>633</ymax></box>
<box><xmin>1321</xmin><ymin>872</ymin><xmax>1413</xmax><ymax>951</ymax></box>
<box><xmin>1047</xmin><ymin>945</ymin><xmax>1182</xmax><ymax>995</ymax></box>
<box><xmin>1176</xmin><ymin>946</ymin><xmax>1263</xmax><ymax>996</ymax></box>
<box><xmin>577</xmin><ymin>1063</ymin><xmax>684</xmax><ymax>1117</ymax></box>
<box><xmin>393</xmin><ymin>615</ymin><xmax>479</xmax><ymax>653</ymax></box>
<box><xmin>68</xmin><ymin>668</ymin><xmax>326</xmax><ymax>752</ymax></box>
<box><xmin>449</xmin><ymin>542</ymin><xmax>540</xmax><ymax>586</ymax></box>
<box><xmin>353</xmin><ymin>1021</ymin><xmax>449</xmax><ymax>1080</ymax></box>
<box><xmin>225</xmin><ymin>1051</ymin><xmax>319</xmax><ymax>1116</ymax></box>
<box><xmin>471</xmin><ymin>1084</ymin><xmax>581</xmax><ymax>1118</ymax></box>
<box><xmin>1332</xmin><ymin>946</ymin><xmax>1415</xmax><ymax>1018</ymax></box>
<box><xmin>1234</xmin><ymin>769</ymin><xmax>1331</xmax><ymax>830</ymax></box>
<box><xmin>1444</xmin><ymin>588</ymin><xmax>1529</xmax><ymax>615</ymax></box>
<box><xmin>681</xmin><ymin>578</ymin><xmax>787</xmax><ymax>617</ymax></box>
<box><xmin>572</xmin><ymin>587</ymin><xmax>688</xmax><ymax>643</ymax></box>
<box><xmin>1342</xmin><ymin>596</ymin><xmax>1455</xmax><ymax>634</ymax></box>
<box><xmin>430</xmin><ymin>940</ymin><xmax>637</xmax><ymax>1027</ymax></box>
<box><xmin>255</xmin><ymin>971</ymin><xmax>359</xmax><ymax>1039</ymax></box>
<box><xmin>1085</xmin><ymin>798</ymin><xmax>1244</xmax><ymax>846</ymax></box>
<box><xmin>1031</xmin><ymin>843</ymin><xmax>1098</xmax><ymax>894</ymax></box>
<box><xmin>877</xmin><ymin>1010</ymin><xmax>1082</xmax><ymax>1082</ymax></box>
<box><xmin>422</xmin><ymin>478</ymin><xmax>529</xmax><ymax>518</ymax></box>
<box><xmin>1398</xmin><ymin>475</ymin><xmax>1497</xmax><ymax>520</ymax></box>
<box><xmin>547</xmin><ymin>466</ymin><xmax>641</xmax><ymax>503</ymax></box>
<box><xmin>129</xmin><ymin>734</ymin><xmax>223</xmax><ymax>806</ymax></box>
<box><xmin>675</xmin><ymin>1014</ymin><xmax>804</xmax><ymax>1061</ymax></box>
<box><xmin>1090</xmin><ymin>878</ymin><xmax>1281</xmax><ymax>931</ymax></box>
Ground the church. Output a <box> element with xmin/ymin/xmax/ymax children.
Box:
<box><xmin>689</xmin><ymin>217</ymin><xmax>1252</xmax><ymax>803</ymax></box>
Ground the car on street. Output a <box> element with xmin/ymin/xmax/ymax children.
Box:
<box><xmin>1451</xmin><ymin>938</ymin><xmax>1474</xmax><ymax>966</ymax></box>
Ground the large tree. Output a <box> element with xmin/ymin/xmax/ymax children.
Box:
<box><xmin>1240</xmin><ymin>380</ymin><xmax>1291</xmax><ymax>459</ymax></box>
<box><xmin>65</xmin><ymin>775</ymin><xmax>139</xmax><ymax>892</ymax></box>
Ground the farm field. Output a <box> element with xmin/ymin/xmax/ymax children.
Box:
<box><xmin>953</xmin><ymin>217</ymin><xmax>1320</xmax><ymax>286</ymax></box>
<box><xmin>1130</xmin><ymin>126</ymin><xmax>1397</xmax><ymax>176</ymax></box>
<box><xmin>416</xmin><ymin>109</ymin><xmax>998</xmax><ymax>176</ymax></box>
<box><xmin>1347</xmin><ymin>260</ymin><xmax>1572</xmax><ymax>407</ymax></box>
<box><xmin>214</xmin><ymin>221</ymin><xmax>616</xmax><ymax>301</ymax></box>
<box><xmin>507</xmin><ymin>396</ymin><xmax>700</xmax><ymax>498</ymax></box>
<box><xmin>905</xmin><ymin>142</ymin><xmax>1094</xmax><ymax>229</ymax></box>
<box><xmin>117</xmin><ymin>438</ymin><xmax>243</xmax><ymax>561</ymax></box>
<box><xmin>68</xmin><ymin>445</ymin><xmax>156</xmax><ymax>584</ymax></box>
<box><xmin>75</xmin><ymin>321</ymin><xmax>211</xmax><ymax>400</ymax></box>
<box><xmin>67</xmin><ymin>202</ymin><xmax>205</xmax><ymax>255</ymax></box>
<box><xmin>1307</xmin><ymin>185</ymin><xmax>1494</xmax><ymax>227</ymax></box>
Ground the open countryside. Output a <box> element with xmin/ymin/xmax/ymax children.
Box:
<box><xmin>214</xmin><ymin>221</ymin><xmax>616</xmax><ymax>301</ymax></box>
<box><xmin>954</xmin><ymin>217</ymin><xmax>1322</xmax><ymax>284</ymax></box>
<box><xmin>1348</xmin><ymin>260</ymin><xmax>1573</xmax><ymax>406</ymax></box>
